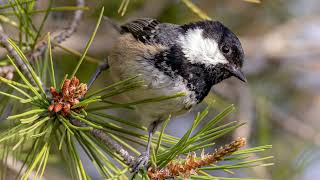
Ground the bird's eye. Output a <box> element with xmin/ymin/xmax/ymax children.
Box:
<box><xmin>221</xmin><ymin>45</ymin><xmax>231</xmax><ymax>54</ymax></box>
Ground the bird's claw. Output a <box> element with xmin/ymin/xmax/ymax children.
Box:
<box><xmin>131</xmin><ymin>152</ymin><xmax>150</xmax><ymax>174</ymax></box>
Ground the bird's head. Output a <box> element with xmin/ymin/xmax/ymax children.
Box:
<box><xmin>179</xmin><ymin>20</ymin><xmax>246</xmax><ymax>84</ymax></box>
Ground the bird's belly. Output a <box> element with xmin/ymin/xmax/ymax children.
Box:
<box><xmin>108</xmin><ymin>56</ymin><xmax>196</xmax><ymax>120</ymax></box>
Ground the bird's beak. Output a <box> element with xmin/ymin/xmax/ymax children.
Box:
<box><xmin>226</xmin><ymin>65</ymin><xmax>247</xmax><ymax>83</ymax></box>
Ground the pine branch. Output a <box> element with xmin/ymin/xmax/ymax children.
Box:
<box><xmin>70</xmin><ymin>119</ymin><xmax>136</xmax><ymax>166</ymax></box>
<box><xmin>0</xmin><ymin>30</ymin><xmax>36</xmax><ymax>84</ymax></box>
<box><xmin>148</xmin><ymin>137</ymin><xmax>246</xmax><ymax>180</ymax></box>
<box><xmin>50</xmin><ymin>76</ymin><xmax>136</xmax><ymax>167</ymax></box>
<box><xmin>30</xmin><ymin>0</ymin><xmax>85</xmax><ymax>59</ymax></box>
<box><xmin>0</xmin><ymin>0</ymin><xmax>85</xmax><ymax>80</ymax></box>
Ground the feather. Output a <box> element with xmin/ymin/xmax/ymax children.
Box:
<box><xmin>120</xmin><ymin>18</ymin><xmax>160</xmax><ymax>43</ymax></box>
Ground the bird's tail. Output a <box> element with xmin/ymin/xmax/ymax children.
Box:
<box><xmin>103</xmin><ymin>16</ymin><xmax>122</xmax><ymax>33</ymax></box>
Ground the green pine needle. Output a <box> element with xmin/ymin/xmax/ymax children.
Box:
<box><xmin>71</xmin><ymin>6</ymin><xmax>104</xmax><ymax>78</ymax></box>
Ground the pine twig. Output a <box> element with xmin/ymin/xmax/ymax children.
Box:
<box><xmin>70</xmin><ymin>119</ymin><xmax>136</xmax><ymax>166</ymax></box>
<box><xmin>0</xmin><ymin>0</ymin><xmax>85</xmax><ymax>80</ymax></box>
<box><xmin>31</xmin><ymin>0</ymin><xmax>85</xmax><ymax>59</ymax></box>
<box><xmin>148</xmin><ymin>137</ymin><xmax>246</xmax><ymax>180</ymax></box>
<box><xmin>50</xmin><ymin>76</ymin><xmax>136</xmax><ymax>167</ymax></box>
<box><xmin>0</xmin><ymin>31</ymin><xmax>34</xmax><ymax>83</ymax></box>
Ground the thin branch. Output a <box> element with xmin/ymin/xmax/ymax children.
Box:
<box><xmin>70</xmin><ymin>119</ymin><xmax>136</xmax><ymax>166</ymax></box>
<box><xmin>148</xmin><ymin>138</ymin><xmax>246</xmax><ymax>180</ymax></box>
<box><xmin>0</xmin><ymin>31</ymin><xmax>34</xmax><ymax>83</ymax></box>
<box><xmin>49</xmin><ymin>75</ymin><xmax>136</xmax><ymax>167</ymax></box>
<box><xmin>0</xmin><ymin>0</ymin><xmax>85</xmax><ymax>80</ymax></box>
<box><xmin>30</xmin><ymin>0</ymin><xmax>85</xmax><ymax>59</ymax></box>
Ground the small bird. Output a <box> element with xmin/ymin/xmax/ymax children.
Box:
<box><xmin>103</xmin><ymin>18</ymin><xmax>246</xmax><ymax>173</ymax></box>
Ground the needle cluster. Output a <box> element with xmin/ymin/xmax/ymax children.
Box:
<box><xmin>148</xmin><ymin>137</ymin><xmax>246</xmax><ymax>180</ymax></box>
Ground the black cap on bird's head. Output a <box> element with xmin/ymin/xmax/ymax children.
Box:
<box><xmin>180</xmin><ymin>20</ymin><xmax>246</xmax><ymax>83</ymax></box>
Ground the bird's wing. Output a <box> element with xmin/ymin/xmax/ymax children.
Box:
<box><xmin>120</xmin><ymin>18</ymin><xmax>161</xmax><ymax>43</ymax></box>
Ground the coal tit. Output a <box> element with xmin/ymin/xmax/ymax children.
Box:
<box><xmin>107</xmin><ymin>18</ymin><xmax>246</xmax><ymax>173</ymax></box>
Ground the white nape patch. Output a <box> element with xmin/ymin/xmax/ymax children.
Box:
<box><xmin>178</xmin><ymin>28</ymin><xmax>228</xmax><ymax>66</ymax></box>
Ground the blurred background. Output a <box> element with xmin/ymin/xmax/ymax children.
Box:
<box><xmin>2</xmin><ymin>0</ymin><xmax>320</xmax><ymax>179</ymax></box>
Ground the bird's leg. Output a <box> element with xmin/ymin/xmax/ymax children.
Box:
<box><xmin>87</xmin><ymin>58</ymin><xmax>110</xmax><ymax>89</ymax></box>
<box><xmin>131</xmin><ymin>120</ymin><xmax>161</xmax><ymax>173</ymax></box>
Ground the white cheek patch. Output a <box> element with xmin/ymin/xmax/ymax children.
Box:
<box><xmin>178</xmin><ymin>28</ymin><xmax>228</xmax><ymax>66</ymax></box>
